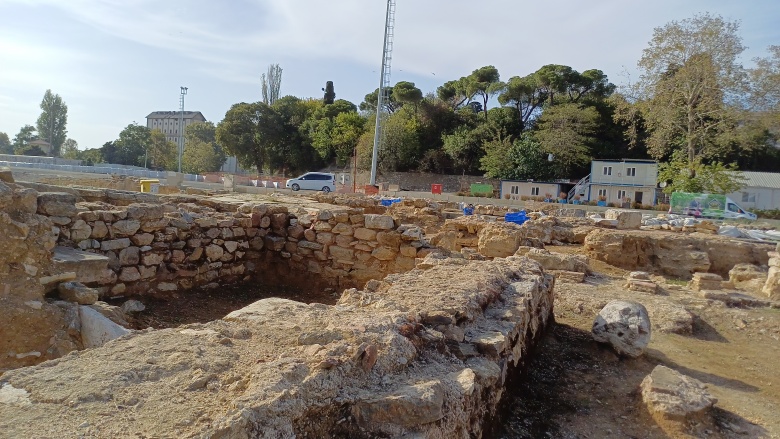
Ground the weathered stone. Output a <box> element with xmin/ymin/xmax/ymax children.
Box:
<box><xmin>604</xmin><ymin>209</ymin><xmax>642</xmax><ymax>230</ymax></box>
<box><xmin>354</xmin><ymin>228</ymin><xmax>377</xmax><ymax>241</ymax></box>
<box><xmin>592</xmin><ymin>300</ymin><xmax>651</xmax><ymax>358</ymax></box>
<box><xmin>329</xmin><ymin>245</ymin><xmax>355</xmax><ymax>261</ymax></box>
<box><xmin>141</xmin><ymin>252</ymin><xmax>165</xmax><ymax>266</ymax></box>
<box><xmin>101</xmin><ymin>238</ymin><xmax>131</xmax><ymax>251</ymax></box>
<box><xmin>522</xmin><ymin>248</ymin><xmax>590</xmax><ymax>273</ymax></box>
<box><xmin>303</xmin><ymin>229</ymin><xmax>316</xmax><ymax>241</ymax></box>
<box><xmin>171</xmin><ymin>249</ymin><xmax>186</xmax><ymax>263</ymax></box>
<box><xmin>37</xmin><ymin>192</ymin><xmax>78</xmax><ymax>217</ymax></box>
<box><xmin>157</xmin><ymin>282</ymin><xmax>178</xmax><ymax>292</ymax></box>
<box><xmin>140</xmin><ymin>218</ymin><xmax>169</xmax><ymax>232</ymax></box>
<box><xmin>224</xmin><ymin>241</ymin><xmax>239</xmax><ymax>253</ymax></box>
<box><xmin>372</xmin><ymin>246</ymin><xmax>397</xmax><ymax>261</ymax></box>
<box><xmin>118</xmin><ymin>267</ymin><xmax>141</xmax><ymax>282</ymax></box>
<box><xmin>689</xmin><ymin>272</ymin><xmax>723</xmax><ymax>291</ymax></box>
<box><xmin>90</xmin><ymin>221</ymin><xmax>108</xmax><ymax>239</ymax></box>
<box><xmin>287</xmin><ymin>224</ymin><xmax>305</xmax><ymax>240</ymax></box>
<box><xmin>118</xmin><ymin>246</ymin><xmax>140</xmax><ymax>266</ymax></box>
<box><xmin>316</xmin><ymin>232</ymin><xmax>334</xmax><ymax>245</ymax></box>
<box><xmin>352</xmin><ymin>381</ymin><xmax>445</xmax><ymax>428</ymax></box>
<box><xmin>364</xmin><ymin>214</ymin><xmax>395</xmax><ymax>230</ymax></box>
<box><xmin>332</xmin><ymin>223</ymin><xmax>354</xmax><ymax>235</ymax></box>
<box><xmin>111</xmin><ymin>220</ymin><xmax>141</xmax><ymax>236</ymax></box>
<box><xmin>69</xmin><ymin>220</ymin><xmax>92</xmax><ymax>241</ymax></box>
<box><xmin>138</xmin><ymin>265</ymin><xmax>157</xmax><ymax>279</ymax></box>
<box><xmin>0</xmin><ymin>166</ymin><xmax>13</xmax><ymax>183</ymax></box>
<box><xmin>298</xmin><ymin>240</ymin><xmax>324</xmax><ymax>251</ymax></box>
<box><xmin>79</xmin><ymin>306</ymin><xmax>130</xmax><ymax>349</ymax></box>
<box><xmin>641</xmin><ymin>365</ymin><xmax>716</xmax><ymax>419</ymax></box>
<box><xmin>264</xmin><ymin>235</ymin><xmax>287</xmax><ymax>252</ymax></box>
<box><xmin>58</xmin><ymin>282</ymin><xmax>99</xmax><ymax>305</ymax></box>
<box><xmin>205</xmin><ymin>244</ymin><xmax>224</xmax><ymax>261</ymax></box>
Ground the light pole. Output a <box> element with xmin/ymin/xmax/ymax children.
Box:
<box><xmin>177</xmin><ymin>86</ymin><xmax>188</xmax><ymax>173</ymax></box>
<box><xmin>48</xmin><ymin>101</ymin><xmax>54</xmax><ymax>156</ymax></box>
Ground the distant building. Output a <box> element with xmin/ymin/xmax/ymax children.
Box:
<box><xmin>570</xmin><ymin>159</ymin><xmax>659</xmax><ymax>205</ymax></box>
<box><xmin>145</xmin><ymin>111</ymin><xmax>207</xmax><ymax>146</ymax></box>
<box><xmin>500</xmin><ymin>180</ymin><xmax>566</xmax><ymax>201</ymax></box>
<box><xmin>726</xmin><ymin>171</ymin><xmax>780</xmax><ymax>210</ymax></box>
<box><xmin>27</xmin><ymin>139</ymin><xmax>52</xmax><ymax>156</ymax></box>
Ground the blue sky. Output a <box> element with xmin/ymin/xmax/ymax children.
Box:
<box><xmin>1</xmin><ymin>0</ymin><xmax>779</xmax><ymax>150</ymax></box>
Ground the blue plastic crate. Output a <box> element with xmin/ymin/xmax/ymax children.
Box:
<box><xmin>505</xmin><ymin>211</ymin><xmax>528</xmax><ymax>225</ymax></box>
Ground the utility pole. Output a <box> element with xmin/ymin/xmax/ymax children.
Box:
<box><xmin>178</xmin><ymin>86</ymin><xmax>188</xmax><ymax>173</ymax></box>
<box><xmin>369</xmin><ymin>0</ymin><xmax>396</xmax><ymax>186</ymax></box>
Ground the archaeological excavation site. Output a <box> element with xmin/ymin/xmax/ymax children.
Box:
<box><xmin>1</xmin><ymin>170</ymin><xmax>779</xmax><ymax>439</ymax></box>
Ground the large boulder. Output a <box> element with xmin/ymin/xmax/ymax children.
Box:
<box><xmin>763</xmin><ymin>251</ymin><xmax>780</xmax><ymax>300</ymax></box>
<box><xmin>729</xmin><ymin>263</ymin><xmax>767</xmax><ymax>292</ymax></box>
<box><xmin>592</xmin><ymin>300</ymin><xmax>651</xmax><ymax>357</ymax></box>
<box><xmin>57</xmin><ymin>282</ymin><xmax>99</xmax><ymax>305</ymax></box>
<box><xmin>519</xmin><ymin>248</ymin><xmax>590</xmax><ymax>273</ymax></box>
<box><xmin>641</xmin><ymin>365</ymin><xmax>716</xmax><ymax>419</ymax></box>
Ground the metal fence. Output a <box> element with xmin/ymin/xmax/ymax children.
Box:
<box><xmin>0</xmin><ymin>160</ymin><xmax>205</xmax><ymax>182</ymax></box>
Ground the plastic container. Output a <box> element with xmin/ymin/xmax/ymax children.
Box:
<box><xmin>380</xmin><ymin>198</ymin><xmax>402</xmax><ymax>207</ymax></box>
<box><xmin>139</xmin><ymin>179</ymin><xmax>160</xmax><ymax>193</ymax></box>
<box><xmin>431</xmin><ymin>184</ymin><xmax>442</xmax><ymax>194</ymax></box>
<box><xmin>505</xmin><ymin>211</ymin><xmax>528</xmax><ymax>225</ymax></box>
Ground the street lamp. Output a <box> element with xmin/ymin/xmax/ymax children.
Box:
<box><xmin>177</xmin><ymin>86</ymin><xmax>188</xmax><ymax>173</ymax></box>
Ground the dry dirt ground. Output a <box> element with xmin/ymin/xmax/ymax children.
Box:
<box><xmin>495</xmin><ymin>245</ymin><xmax>780</xmax><ymax>439</ymax></box>
<box><xmin>126</xmin><ymin>244</ymin><xmax>779</xmax><ymax>439</ymax></box>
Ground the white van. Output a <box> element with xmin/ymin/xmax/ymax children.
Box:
<box><xmin>285</xmin><ymin>172</ymin><xmax>336</xmax><ymax>193</ymax></box>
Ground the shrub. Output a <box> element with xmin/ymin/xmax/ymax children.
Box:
<box><xmin>607</xmin><ymin>202</ymin><xmax>618</xmax><ymax>208</ymax></box>
<box><xmin>654</xmin><ymin>203</ymin><xmax>670</xmax><ymax>212</ymax></box>
<box><xmin>754</xmin><ymin>209</ymin><xmax>780</xmax><ymax>220</ymax></box>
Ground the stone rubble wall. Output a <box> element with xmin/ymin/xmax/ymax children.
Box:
<box><xmin>763</xmin><ymin>251</ymin><xmax>780</xmax><ymax>300</ymax></box>
<box><xmin>35</xmin><ymin>192</ymin><xmax>428</xmax><ymax>297</ymax></box>
<box><xmin>0</xmin><ymin>256</ymin><xmax>555</xmax><ymax>438</ymax></box>
<box><xmin>584</xmin><ymin>229</ymin><xmax>772</xmax><ymax>279</ymax></box>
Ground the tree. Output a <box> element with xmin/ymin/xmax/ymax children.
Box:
<box><xmin>323</xmin><ymin>81</ymin><xmax>336</xmax><ymax>105</ymax></box>
<box><xmin>61</xmin><ymin>138</ymin><xmax>79</xmax><ymax>160</ymax></box>
<box><xmin>658</xmin><ymin>150</ymin><xmax>745</xmax><ymax>194</ymax></box>
<box><xmin>393</xmin><ymin>81</ymin><xmax>424</xmax><ymax>106</ymax></box>
<box><xmin>442</xmin><ymin>125</ymin><xmax>484</xmax><ymax>175</ymax></box>
<box><xmin>35</xmin><ymin>89</ymin><xmax>68</xmax><ymax>156</ymax></box>
<box><xmin>183</xmin><ymin>121</ymin><xmax>226</xmax><ymax>174</ymax></box>
<box><xmin>0</xmin><ymin>132</ymin><xmax>12</xmax><ymax>154</ymax></box>
<box><xmin>330</xmin><ymin>112</ymin><xmax>366</xmax><ymax>166</ymax></box>
<box><xmin>436</xmin><ymin>77</ymin><xmax>476</xmax><ymax>110</ymax></box>
<box><xmin>12</xmin><ymin>125</ymin><xmax>37</xmax><ymax>154</ymax></box>
<box><xmin>534</xmin><ymin>103</ymin><xmax>599</xmax><ymax>178</ymax></box>
<box><xmin>360</xmin><ymin>87</ymin><xmax>399</xmax><ymax>113</ymax></box>
<box><xmin>147</xmin><ymin>129</ymin><xmax>177</xmax><ymax>169</ymax></box>
<box><xmin>498</xmin><ymin>74</ymin><xmax>547</xmax><ymax>131</ymax></box>
<box><xmin>468</xmin><ymin>66</ymin><xmax>503</xmax><ymax>120</ymax></box>
<box><xmin>216</xmin><ymin>102</ymin><xmax>281</xmax><ymax>174</ymax></box>
<box><xmin>636</xmin><ymin>13</ymin><xmax>747</xmax><ymax>181</ymax></box>
<box><xmin>112</xmin><ymin>123</ymin><xmax>151</xmax><ymax>166</ymax></box>
<box><xmin>481</xmin><ymin>133</ymin><xmax>553</xmax><ymax>180</ymax></box>
<box><xmin>261</xmin><ymin>64</ymin><xmax>283</xmax><ymax>105</ymax></box>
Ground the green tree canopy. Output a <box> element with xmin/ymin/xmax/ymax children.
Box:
<box><xmin>36</xmin><ymin>89</ymin><xmax>68</xmax><ymax>156</ymax></box>
<box><xmin>111</xmin><ymin>123</ymin><xmax>151</xmax><ymax>167</ymax></box>
<box><xmin>61</xmin><ymin>138</ymin><xmax>79</xmax><ymax>160</ymax></box>
<box><xmin>12</xmin><ymin>125</ymin><xmax>37</xmax><ymax>154</ymax></box>
<box><xmin>0</xmin><ymin>132</ymin><xmax>12</xmax><ymax>154</ymax></box>
<box><xmin>534</xmin><ymin>103</ymin><xmax>599</xmax><ymax>178</ymax></box>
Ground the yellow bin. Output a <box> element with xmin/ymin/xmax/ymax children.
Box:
<box><xmin>139</xmin><ymin>179</ymin><xmax>160</xmax><ymax>193</ymax></box>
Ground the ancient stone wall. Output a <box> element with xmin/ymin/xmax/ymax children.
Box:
<box><xmin>35</xmin><ymin>193</ymin><xmax>428</xmax><ymax>297</ymax></box>
<box><xmin>0</xmin><ymin>256</ymin><xmax>555</xmax><ymax>438</ymax></box>
<box><xmin>584</xmin><ymin>229</ymin><xmax>772</xmax><ymax>279</ymax></box>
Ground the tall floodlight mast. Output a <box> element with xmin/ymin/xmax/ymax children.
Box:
<box><xmin>369</xmin><ymin>0</ymin><xmax>396</xmax><ymax>186</ymax></box>
<box><xmin>177</xmin><ymin>86</ymin><xmax>188</xmax><ymax>173</ymax></box>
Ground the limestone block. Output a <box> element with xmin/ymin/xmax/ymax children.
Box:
<box><xmin>264</xmin><ymin>236</ymin><xmax>287</xmax><ymax>252</ymax></box>
<box><xmin>224</xmin><ymin>241</ymin><xmax>239</xmax><ymax>253</ymax></box>
<box><xmin>371</xmin><ymin>246</ymin><xmax>397</xmax><ymax>261</ymax></box>
<box><xmin>138</xmin><ymin>265</ymin><xmax>157</xmax><ymax>279</ymax></box>
<box><xmin>69</xmin><ymin>220</ymin><xmax>92</xmax><ymax>241</ymax></box>
<box><xmin>118</xmin><ymin>246</ymin><xmax>140</xmax><ymax>266</ymax></box>
<box><xmin>641</xmin><ymin>365</ymin><xmax>716</xmax><ymax>419</ymax></box>
<box><xmin>126</xmin><ymin>203</ymin><xmax>165</xmax><ymax>221</ymax></box>
<box><xmin>763</xmin><ymin>266</ymin><xmax>780</xmax><ymax>300</ymax></box>
<box><xmin>205</xmin><ymin>244</ymin><xmax>224</xmax><ymax>261</ymax></box>
<box><xmin>58</xmin><ymin>282</ymin><xmax>99</xmax><ymax>305</ymax></box>
<box><xmin>376</xmin><ymin>231</ymin><xmax>402</xmax><ymax>248</ymax></box>
<box><xmin>288</xmin><ymin>224</ymin><xmax>305</xmax><ymax>239</ymax></box>
<box><xmin>329</xmin><ymin>245</ymin><xmax>355</xmax><ymax>261</ymax></box>
<box><xmin>100</xmin><ymin>238</ymin><xmax>131</xmax><ymax>251</ymax></box>
<box><xmin>523</xmin><ymin>248</ymin><xmax>590</xmax><ymax>273</ymax></box>
<box><xmin>550</xmin><ymin>270</ymin><xmax>585</xmax><ymax>283</ymax></box>
<box><xmin>604</xmin><ymin>209</ymin><xmax>642</xmax><ymax>230</ymax></box>
<box><xmin>689</xmin><ymin>272</ymin><xmax>723</xmax><ymax>291</ymax></box>
<box><xmin>78</xmin><ymin>305</ymin><xmax>130</xmax><ymax>349</ymax></box>
<box><xmin>592</xmin><ymin>300</ymin><xmax>651</xmax><ymax>357</ymax></box>
<box><xmin>354</xmin><ymin>228</ymin><xmax>377</xmax><ymax>241</ymax></box>
<box><xmin>332</xmin><ymin>223</ymin><xmax>354</xmax><ymax>235</ymax></box>
<box><xmin>364</xmin><ymin>214</ymin><xmax>395</xmax><ymax>230</ymax></box>
<box><xmin>171</xmin><ymin>249</ymin><xmax>186</xmax><ymax>263</ymax></box>
<box><xmin>91</xmin><ymin>221</ymin><xmax>109</xmax><ymax>239</ymax></box>
<box><xmin>119</xmin><ymin>267</ymin><xmax>141</xmax><ymax>282</ymax></box>
<box><xmin>298</xmin><ymin>241</ymin><xmax>324</xmax><ymax>250</ymax></box>
<box><xmin>0</xmin><ymin>166</ymin><xmax>13</xmax><ymax>183</ymax></box>
<box><xmin>141</xmin><ymin>252</ymin><xmax>165</xmax><ymax>266</ymax></box>
<box><xmin>140</xmin><ymin>218</ymin><xmax>169</xmax><ymax>233</ymax></box>
<box><xmin>37</xmin><ymin>192</ymin><xmax>78</xmax><ymax>217</ymax></box>
<box><xmin>316</xmin><ymin>232</ymin><xmax>334</xmax><ymax>245</ymax></box>
<box><xmin>111</xmin><ymin>220</ymin><xmax>141</xmax><ymax>236</ymax></box>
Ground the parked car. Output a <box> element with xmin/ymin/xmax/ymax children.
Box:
<box><xmin>285</xmin><ymin>172</ymin><xmax>336</xmax><ymax>193</ymax></box>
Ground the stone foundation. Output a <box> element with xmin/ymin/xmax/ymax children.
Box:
<box><xmin>0</xmin><ymin>256</ymin><xmax>555</xmax><ymax>438</ymax></box>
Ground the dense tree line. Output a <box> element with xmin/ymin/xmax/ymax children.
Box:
<box><xmin>211</xmin><ymin>13</ymin><xmax>780</xmax><ymax>192</ymax></box>
<box><xmin>3</xmin><ymin>13</ymin><xmax>778</xmax><ymax>191</ymax></box>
